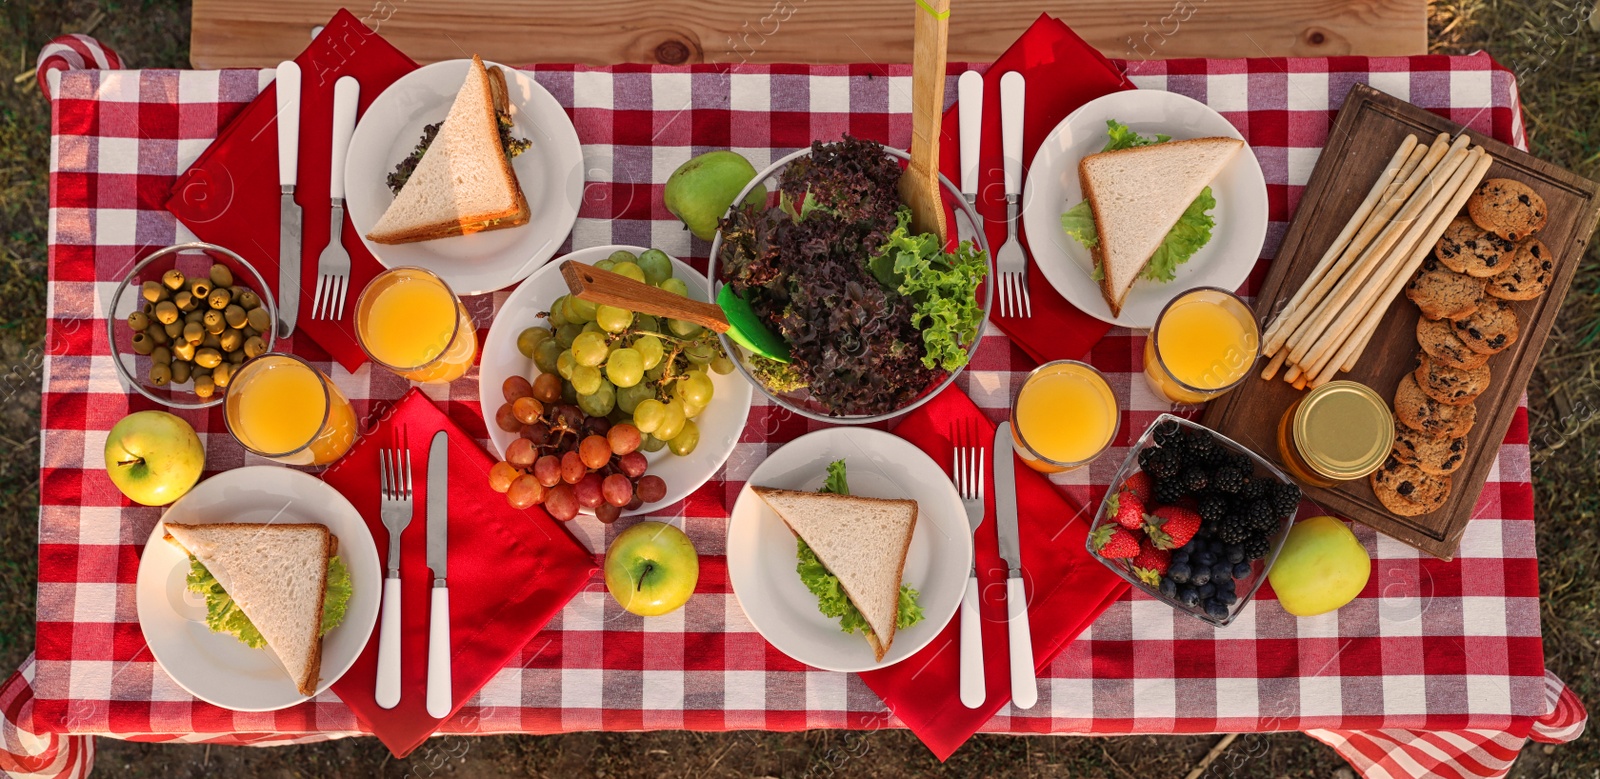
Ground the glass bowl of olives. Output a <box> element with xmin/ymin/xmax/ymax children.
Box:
<box><xmin>106</xmin><ymin>241</ymin><xmax>278</xmax><ymax>410</ymax></box>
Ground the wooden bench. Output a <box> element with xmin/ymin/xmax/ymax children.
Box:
<box><xmin>189</xmin><ymin>0</ymin><xmax>1426</xmax><ymax>68</ymax></box>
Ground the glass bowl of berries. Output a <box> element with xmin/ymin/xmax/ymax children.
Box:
<box><xmin>1086</xmin><ymin>414</ymin><xmax>1302</xmax><ymax>626</ymax></box>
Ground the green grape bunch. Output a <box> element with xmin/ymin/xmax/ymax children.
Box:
<box><xmin>516</xmin><ymin>248</ymin><xmax>735</xmax><ymax>457</ymax></box>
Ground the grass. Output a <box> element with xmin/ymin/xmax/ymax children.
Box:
<box><xmin>0</xmin><ymin>0</ymin><xmax>1594</xmax><ymax>775</ymax></box>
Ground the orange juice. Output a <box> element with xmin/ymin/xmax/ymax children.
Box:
<box><xmin>1144</xmin><ymin>287</ymin><xmax>1260</xmax><ymax>405</ymax></box>
<box><xmin>356</xmin><ymin>267</ymin><xmax>477</xmax><ymax>383</ymax></box>
<box><xmin>225</xmin><ymin>354</ymin><xmax>356</xmax><ymax>466</ymax></box>
<box><xmin>1011</xmin><ymin>361</ymin><xmax>1118</xmax><ymax>473</ymax></box>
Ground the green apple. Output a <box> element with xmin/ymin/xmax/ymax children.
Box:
<box><xmin>1267</xmin><ymin>515</ymin><xmax>1371</xmax><ymax>617</ymax></box>
<box><xmin>604</xmin><ymin>521</ymin><xmax>698</xmax><ymax>616</ymax></box>
<box><xmin>104</xmin><ymin>410</ymin><xmax>205</xmax><ymax>506</ymax></box>
<box><xmin>663</xmin><ymin>150</ymin><xmax>767</xmax><ymax>240</ymax></box>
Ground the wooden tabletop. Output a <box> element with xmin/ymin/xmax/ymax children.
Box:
<box><xmin>189</xmin><ymin>0</ymin><xmax>1426</xmax><ymax>68</ymax></box>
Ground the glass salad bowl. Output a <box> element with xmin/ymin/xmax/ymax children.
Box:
<box><xmin>706</xmin><ymin>143</ymin><xmax>993</xmax><ymax>424</ymax></box>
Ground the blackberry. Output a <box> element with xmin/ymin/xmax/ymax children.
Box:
<box><xmin>1197</xmin><ymin>495</ymin><xmax>1229</xmax><ymax>525</ymax></box>
<box><xmin>1144</xmin><ymin>449</ymin><xmax>1182</xmax><ymax>481</ymax></box>
<box><xmin>1229</xmin><ymin>452</ymin><xmax>1255</xmax><ymax>474</ymax></box>
<box><xmin>1180</xmin><ymin>466</ymin><xmax>1210</xmax><ymax>494</ymax></box>
<box><xmin>1240</xmin><ymin>476</ymin><xmax>1270</xmax><ymax>502</ymax></box>
<box><xmin>1152</xmin><ymin>420</ymin><xmax>1183</xmax><ymax>446</ymax></box>
<box><xmin>1203</xmin><ymin>445</ymin><xmax>1233</xmax><ymax>467</ymax></box>
<box><xmin>1216</xmin><ymin>515</ymin><xmax>1252</xmax><ymax>545</ymax></box>
<box><xmin>1271</xmin><ymin>483</ymin><xmax>1303</xmax><ymax>517</ymax></box>
<box><xmin>1154</xmin><ymin>478</ymin><xmax>1186</xmax><ymax>506</ymax></box>
<box><xmin>1249</xmin><ymin>507</ymin><xmax>1279</xmax><ymax>534</ymax></box>
<box><xmin>1246</xmin><ymin>499</ymin><xmax>1276</xmax><ymax>530</ymax></box>
<box><xmin>1210</xmin><ymin>465</ymin><xmax>1246</xmax><ymax>494</ymax></box>
<box><xmin>1244</xmin><ymin>534</ymin><xmax>1272</xmax><ymax>560</ymax></box>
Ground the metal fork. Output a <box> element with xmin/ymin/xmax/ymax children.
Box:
<box><xmin>374</xmin><ymin>424</ymin><xmax>412</xmax><ymax>709</ymax></box>
<box><xmin>313</xmin><ymin>76</ymin><xmax>358</xmax><ymax>321</ymax></box>
<box><xmin>996</xmin><ymin>71</ymin><xmax>1032</xmax><ymax>319</ymax></box>
<box><xmin>953</xmin><ymin>422</ymin><xmax>987</xmax><ymax>708</ymax></box>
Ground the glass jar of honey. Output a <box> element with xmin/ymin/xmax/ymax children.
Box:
<box><xmin>1276</xmin><ymin>380</ymin><xmax>1393</xmax><ymax>488</ymax></box>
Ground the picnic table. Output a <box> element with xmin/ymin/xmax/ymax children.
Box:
<box><xmin>4</xmin><ymin>15</ymin><xmax>1589</xmax><ymax>779</ymax></box>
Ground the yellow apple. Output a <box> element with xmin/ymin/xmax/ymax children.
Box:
<box><xmin>1267</xmin><ymin>515</ymin><xmax>1371</xmax><ymax>617</ymax></box>
<box><xmin>604</xmin><ymin>521</ymin><xmax>698</xmax><ymax>616</ymax></box>
<box><xmin>104</xmin><ymin>410</ymin><xmax>205</xmax><ymax>506</ymax></box>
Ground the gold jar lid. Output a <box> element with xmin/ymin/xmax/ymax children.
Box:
<box><xmin>1293</xmin><ymin>380</ymin><xmax>1393</xmax><ymax>480</ymax></box>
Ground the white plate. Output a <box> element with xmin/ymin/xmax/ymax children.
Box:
<box><xmin>345</xmin><ymin>59</ymin><xmax>584</xmax><ymax>295</ymax></box>
<box><xmin>478</xmin><ymin>245</ymin><xmax>754</xmax><ymax>515</ymax></box>
<box><xmin>1021</xmin><ymin>90</ymin><xmax>1269</xmax><ymax>328</ymax></box>
<box><xmin>726</xmin><ymin>428</ymin><xmax>971</xmax><ymax>672</ymax></box>
<box><xmin>134</xmin><ymin>466</ymin><xmax>381</xmax><ymax>711</ymax></box>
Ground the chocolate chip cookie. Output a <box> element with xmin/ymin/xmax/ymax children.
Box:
<box><xmin>1395</xmin><ymin>372</ymin><xmax>1477</xmax><ymax>437</ymax></box>
<box><xmin>1486</xmin><ymin>238</ymin><xmax>1554</xmax><ymax>301</ymax></box>
<box><xmin>1405</xmin><ymin>258</ymin><xmax>1485</xmax><ymax>321</ymax></box>
<box><xmin>1371</xmin><ymin>455</ymin><xmax>1452</xmax><ymax>516</ymax></box>
<box><xmin>1467</xmin><ymin>178</ymin><xmax>1548</xmax><ymax>241</ymax></box>
<box><xmin>1417</xmin><ymin>316</ymin><xmax>1491</xmax><ymax>370</ymax></box>
<box><xmin>1391</xmin><ymin>422</ymin><xmax>1468</xmax><ymax>476</ymax></box>
<box><xmin>1413</xmin><ymin>352</ymin><xmax>1490</xmax><ymax>407</ymax></box>
<box><xmin>1435</xmin><ymin>215</ymin><xmax>1515</xmax><ymax>277</ymax></box>
<box><xmin>1452</xmin><ymin>298</ymin><xmax>1519</xmax><ymax>355</ymax></box>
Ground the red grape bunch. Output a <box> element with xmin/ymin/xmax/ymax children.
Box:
<box><xmin>490</xmin><ymin>374</ymin><xmax>668</xmax><ymax>522</ymax></box>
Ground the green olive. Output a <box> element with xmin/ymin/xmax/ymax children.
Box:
<box><xmin>150</xmin><ymin>345</ymin><xmax>171</xmax><ymax>365</ymax></box>
<box><xmin>203</xmin><ymin>310</ymin><xmax>225</xmax><ymax>334</ymax></box>
<box><xmin>195</xmin><ymin>348</ymin><xmax>223</xmax><ymax>369</ymax></box>
<box><xmin>243</xmin><ymin>336</ymin><xmax>268</xmax><ymax>359</ymax></box>
<box><xmin>241</xmin><ymin>326</ymin><xmax>260</xmax><ymax>340</ymax></box>
<box><xmin>211</xmin><ymin>363</ymin><xmax>233</xmax><ymax>388</ymax></box>
<box><xmin>209</xmin><ymin>263</ymin><xmax>234</xmax><ymax>288</ymax></box>
<box><xmin>161</xmin><ymin>269</ymin><xmax>186</xmax><ymax>291</ymax></box>
<box><xmin>174</xmin><ymin>290</ymin><xmax>194</xmax><ymax>311</ymax></box>
<box><xmin>218</xmin><ymin>329</ymin><xmax>243</xmax><ymax>352</ymax></box>
<box><xmin>140</xmin><ymin>281</ymin><xmax>164</xmax><ymax>303</ymax></box>
<box><xmin>149</xmin><ymin>363</ymin><xmax>172</xmax><ymax>386</ymax></box>
<box><xmin>236</xmin><ymin>289</ymin><xmax>262</xmax><ymax>310</ymax></box>
<box><xmin>224</xmin><ymin>304</ymin><xmax>248</xmax><ymax>329</ymax></box>
<box><xmin>170</xmin><ymin>359</ymin><xmax>192</xmax><ymax>384</ymax></box>
<box><xmin>154</xmin><ymin>301</ymin><xmax>179</xmax><ymax>325</ymax></box>
<box><xmin>172</xmin><ymin>340</ymin><xmax>196</xmax><ymax>362</ymax></box>
<box><xmin>163</xmin><ymin>321</ymin><xmax>183</xmax><ymax>340</ymax></box>
<box><xmin>146</xmin><ymin>326</ymin><xmax>169</xmax><ymax>346</ymax></box>
<box><xmin>245</xmin><ymin>306</ymin><xmax>272</xmax><ymax>333</ymax></box>
<box><xmin>184</xmin><ymin>310</ymin><xmax>205</xmax><ymax>326</ymax></box>
<box><xmin>183</xmin><ymin>322</ymin><xmax>204</xmax><ymax>344</ymax></box>
<box><xmin>141</xmin><ymin>301</ymin><xmax>156</xmax><ymax>316</ymax></box>
<box><xmin>189</xmin><ymin>279</ymin><xmax>212</xmax><ymax>299</ymax></box>
<box><xmin>200</xmin><ymin>332</ymin><xmax>221</xmax><ymax>350</ymax></box>
<box><xmin>191</xmin><ymin>364</ymin><xmax>211</xmax><ymax>379</ymax></box>
<box><xmin>227</xmin><ymin>349</ymin><xmax>245</xmax><ymax>365</ymax></box>
<box><xmin>207</xmin><ymin>287</ymin><xmax>232</xmax><ymax>310</ymax></box>
<box><xmin>130</xmin><ymin>333</ymin><xmax>154</xmax><ymax>356</ymax></box>
<box><xmin>193</xmin><ymin>374</ymin><xmax>215</xmax><ymax>398</ymax></box>
<box><xmin>127</xmin><ymin>311</ymin><xmax>150</xmax><ymax>331</ymax></box>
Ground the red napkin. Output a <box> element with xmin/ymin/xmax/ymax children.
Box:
<box><xmin>938</xmin><ymin>14</ymin><xmax>1134</xmax><ymax>364</ymax></box>
<box><xmin>862</xmin><ymin>385</ymin><xmax>1129</xmax><ymax>759</ymax></box>
<box><xmin>322</xmin><ymin>388</ymin><xmax>596</xmax><ymax>757</ymax></box>
<box><xmin>166</xmin><ymin>9</ymin><xmax>418</xmax><ymax>372</ymax></box>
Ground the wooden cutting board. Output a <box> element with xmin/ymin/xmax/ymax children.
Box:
<box><xmin>1202</xmin><ymin>84</ymin><xmax>1600</xmax><ymax>560</ymax></box>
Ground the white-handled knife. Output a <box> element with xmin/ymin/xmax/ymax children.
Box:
<box><xmin>425</xmin><ymin>431</ymin><xmax>452</xmax><ymax>719</ymax></box>
<box><xmin>274</xmin><ymin>60</ymin><xmax>303</xmax><ymax>338</ymax></box>
<box><xmin>958</xmin><ymin>70</ymin><xmax>983</xmax><ymax>219</ymax></box>
<box><xmin>993</xmin><ymin>422</ymin><xmax>1037</xmax><ymax>709</ymax></box>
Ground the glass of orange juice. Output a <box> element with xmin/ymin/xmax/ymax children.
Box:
<box><xmin>224</xmin><ymin>354</ymin><xmax>357</xmax><ymax>466</ymax></box>
<box><xmin>1143</xmin><ymin>287</ymin><xmax>1261</xmax><ymax>405</ymax></box>
<box><xmin>355</xmin><ymin>267</ymin><xmax>478</xmax><ymax>383</ymax></box>
<box><xmin>1010</xmin><ymin>360</ymin><xmax>1119</xmax><ymax>473</ymax></box>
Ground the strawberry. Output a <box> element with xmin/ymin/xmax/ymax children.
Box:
<box><xmin>1130</xmin><ymin>539</ymin><xmax>1172</xmax><ymax>587</ymax></box>
<box><xmin>1144</xmin><ymin>505</ymin><xmax>1202</xmax><ymax>550</ymax></box>
<box><xmin>1120</xmin><ymin>471</ymin><xmax>1154</xmax><ymax>503</ymax></box>
<box><xmin>1105</xmin><ymin>489</ymin><xmax>1146</xmax><ymax>530</ymax></box>
<box><xmin>1090</xmin><ymin>524</ymin><xmax>1141</xmax><ymax>558</ymax></box>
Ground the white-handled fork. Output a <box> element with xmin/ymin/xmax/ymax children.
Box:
<box><xmin>953</xmin><ymin>422</ymin><xmax>986</xmax><ymax>708</ymax></box>
<box><xmin>313</xmin><ymin>76</ymin><xmax>358</xmax><ymax>321</ymax></box>
<box><xmin>374</xmin><ymin>424</ymin><xmax>412</xmax><ymax>710</ymax></box>
<box><xmin>995</xmin><ymin>71</ymin><xmax>1032</xmax><ymax>319</ymax></box>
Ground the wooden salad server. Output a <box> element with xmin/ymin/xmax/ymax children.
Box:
<box><xmin>559</xmin><ymin>261</ymin><xmax>790</xmax><ymax>362</ymax></box>
<box><xmin>897</xmin><ymin>0</ymin><xmax>952</xmax><ymax>241</ymax></box>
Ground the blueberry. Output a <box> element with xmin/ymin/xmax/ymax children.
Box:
<box><xmin>1197</xmin><ymin>582</ymin><xmax>1215</xmax><ymax>598</ymax></box>
<box><xmin>1233</xmin><ymin>562</ymin><xmax>1253</xmax><ymax>580</ymax></box>
<box><xmin>1216</xmin><ymin>589</ymin><xmax>1238</xmax><ymax>606</ymax></box>
<box><xmin>1178</xmin><ymin>586</ymin><xmax>1200</xmax><ymax>607</ymax></box>
<box><xmin>1205</xmin><ymin>601</ymin><xmax>1230</xmax><ymax>620</ymax></box>
<box><xmin>1172</xmin><ymin>551</ymin><xmax>1189</xmax><ymax>567</ymax></box>
<box><xmin>1191</xmin><ymin>568</ymin><xmax>1211</xmax><ymax>586</ymax></box>
<box><xmin>1209</xmin><ymin>539</ymin><xmax>1227</xmax><ymax>553</ymax></box>
<box><xmin>1159</xmin><ymin>577</ymin><xmax>1178</xmax><ymax>599</ymax></box>
<box><xmin>1170</xmin><ymin>561</ymin><xmax>1192</xmax><ymax>583</ymax></box>
<box><xmin>1195</xmin><ymin>551</ymin><xmax>1216</xmax><ymax>566</ymax></box>
<box><xmin>1226</xmin><ymin>545</ymin><xmax>1245</xmax><ymax>564</ymax></box>
<box><xmin>1212</xmin><ymin>562</ymin><xmax>1233</xmax><ymax>581</ymax></box>
<box><xmin>1215</xmin><ymin>577</ymin><xmax>1235</xmax><ymax>594</ymax></box>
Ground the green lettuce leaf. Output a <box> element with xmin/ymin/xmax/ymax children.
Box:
<box><xmin>820</xmin><ymin>459</ymin><xmax>849</xmax><ymax>495</ymax></box>
<box><xmin>186</xmin><ymin>554</ymin><xmax>354</xmax><ymax>649</ymax></box>
<box><xmin>1060</xmin><ymin>200</ymin><xmax>1098</xmax><ymax>249</ymax></box>
<box><xmin>866</xmin><ymin>208</ymin><xmax>989</xmax><ymax>372</ymax></box>
<box><xmin>795</xmin><ymin>460</ymin><xmax>924</xmax><ymax>637</ymax></box>
<box><xmin>1102</xmin><ymin>119</ymin><xmax>1170</xmax><ymax>151</ymax></box>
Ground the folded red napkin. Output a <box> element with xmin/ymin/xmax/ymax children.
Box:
<box><xmin>322</xmin><ymin>388</ymin><xmax>596</xmax><ymax>757</ymax></box>
<box><xmin>938</xmin><ymin>14</ymin><xmax>1133</xmax><ymax>363</ymax></box>
<box><xmin>862</xmin><ymin>385</ymin><xmax>1129</xmax><ymax>759</ymax></box>
<box><xmin>166</xmin><ymin>9</ymin><xmax>417</xmax><ymax>372</ymax></box>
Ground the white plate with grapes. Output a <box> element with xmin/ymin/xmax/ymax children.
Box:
<box><xmin>479</xmin><ymin>244</ymin><xmax>754</xmax><ymax>520</ymax></box>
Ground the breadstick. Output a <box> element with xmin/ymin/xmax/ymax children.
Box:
<box><xmin>1286</xmin><ymin>136</ymin><xmax>1471</xmax><ymax>365</ymax></box>
<box><xmin>1278</xmin><ymin>134</ymin><xmax>1457</xmax><ymax>360</ymax></box>
<box><xmin>1265</xmin><ymin>135</ymin><xmax>1442</xmax><ymax>357</ymax></box>
<box><xmin>1314</xmin><ymin>149</ymin><xmax>1494</xmax><ymax>384</ymax></box>
<box><xmin>1300</xmin><ymin>146</ymin><xmax>1481</xmax><ymax>379</ymax></box>
<box><xmin>1260</xmin><ymin>348</ymin><xmax>1288</xmax><ymax>380</ymax></box>
<box><xmin>1259</xmin><ymin>135</ymin><xmax>1419</xmax><ymax>350</ymax></box>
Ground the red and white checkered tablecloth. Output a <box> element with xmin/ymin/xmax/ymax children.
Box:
<box><xmin>18</xmin><ymin>52</ymin><xmax>1588</xmax><ymax>778</ymax></box>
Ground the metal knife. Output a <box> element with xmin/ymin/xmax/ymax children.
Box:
<box><xmin>993</xmin><ymin>422</ymin><xmax>1038</xmax><ymax>709</ymax></box>
<box><xmin>955</xmin><ymin>70</ymin><xmax>984</xmax><ymax>243</ymax></box>
<box><xmin>275</xmin><ymin>60</ymin><xmax>303</xmax><ymax>338</ymax></box>
<box><xmin>425</xmin><ymin>431</ymin><xmax>452</xmax><ymax>719</ymax></box>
